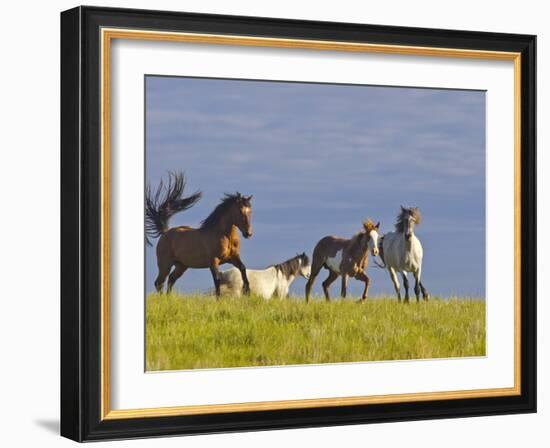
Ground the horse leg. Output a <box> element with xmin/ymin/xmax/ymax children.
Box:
<box><xmin>401</xmin><ymin>272</ymin><xmax>410</xmax><ymax>303</ymax></box>
<box><xmin>209</xmin><ymin>259</ymin><xmax>222</xmax><ymax>299</ymax></box>
<box><xmin>230</xmin><ymin>256</ymin><xmax>250</xmax><ymax>296</ymax></box>
<box><xmin>340</xmin><ymin>274</ymin><xmax>348</xmax><ymax>299</ymax></box>
<box><xmin>167</xmin><ymin>262</ymin><xmax>188</xmax><ymax>293</ymax></box>
<box><xmin>355</xmin><ymin>271</ymin><xmax>370</xmax><ymax>303</ymax></box>
<box><xmin>388</xmin><ymin>267</ymin><xmax>401</xmax><ymax>302</ymax></box>
<box><xmin>420</xmin><ymin>281</ymin><xmax>429</xmax><ymax>301</ymax></box>
<box><xmin>280</xmin><ymin>283</ymin><xmax>290</xmax><ymax>300</ymax></box>
<box><xmin>413</xmin><ymin>270</ymin><xmax>429</xmax><ymax>301</ymax></box>
<box><xmin>278</xmin><ymin>284</ymin><xmax>290</xmax><ymax>300</ymax></box>
<box><xmin>322</xmin><ymin>270</ymin><xmax>339</xmax><ymax>302</ymax></box>
<box><xmin>305</xmin><ymin>260</ymin><xmax>323</xmax><ymax>303</ymax></box>
<box><xmin>412</xmin><ymin>270</ymin><xmax>421</xmax><ymax>302</ymax></box>
<box><xmin>154</xmin><ymin>259</ymin><xmax>173</xmax><ymax>294</ymax></box>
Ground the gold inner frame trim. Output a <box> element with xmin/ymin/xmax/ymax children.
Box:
<box><xmin>100</xmin><ymin>27</ymin><xmax>522</xmax><ymax>420</ymax></box>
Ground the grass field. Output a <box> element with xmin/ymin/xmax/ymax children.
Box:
<box><xmin>146</xmin><ymin>293</ymin><xmax>485</xmax><ymax>371</ymax></box>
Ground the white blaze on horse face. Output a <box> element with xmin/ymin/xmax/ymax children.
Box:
<box><xmin>326</xmin><ymin>250</ymin><xmax>342</xmax><ymax>273</ymax></box>
<box><xmin>240</xmin><ymin>206</ymin><xmax>253</xmax><ymax>238</ymax></box>
<box><xmin>368</xmin><ymin>230</ymin><xmax>380</xmax><ymax>256</ymax></box>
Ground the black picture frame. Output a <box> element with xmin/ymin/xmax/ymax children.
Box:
<box><xmin>61</xmin><ymin>5</ymin><xmax>536</xmax><ymax>442</ymax></box>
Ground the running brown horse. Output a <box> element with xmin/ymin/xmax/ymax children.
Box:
<box><xmin>145</xmin><ymin>172</ymin><xmax>253</xmax><ymax>297</ymax></box>
<box><xmin>305</xmin><ymin>220</ymin><xmax>380</xmax><ymax>303</ymax></box>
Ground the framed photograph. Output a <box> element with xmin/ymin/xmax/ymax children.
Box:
<box><xmin>60</xmin><ymin>6</ymin><xmax>536</xmax><ymax>442</ymax></box>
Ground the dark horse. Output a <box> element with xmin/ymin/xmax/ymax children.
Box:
<box><xmin>305</xmin><ymin>220</ymin><xmax>380</xmax><ymax>303</ymax></box>
<box><xmin>145</xmin><ymin>172</ymin><xmax>253</xmax><ymax>297</ymax></box>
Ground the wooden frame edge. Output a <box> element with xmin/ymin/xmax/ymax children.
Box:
<box><xmin>102</xmin><ymin>387</ymin><xmax>520</xmax><ymax>420</ymax></box>
<box><xmin>99</xmin><ymin>27</ymin><xmax>523</xmax><ymax>421</ymax></box>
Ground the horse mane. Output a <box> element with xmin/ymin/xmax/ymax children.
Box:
<box><xmin>200</xmin><ymin>192</ymin><xmax>250</xmax><ymax>229</ymax></box>
<box><xmin>272</xmin><ymin>253</ymin><xmax>309</xmax><ymax>279</ymax></box>
<box><xmin>347</xmin><ymin>230</ymin><xmax>368</xmax><ymax>255</ymax></box>
<box><xmin>363</xmin><ymin>218</ymin><xmax>378</xmax><ymax>233</ymax></box>
<box><xmin>395</xmin><ymin>206</ymin><xmax>421</xmax><ymax>233</ymax></box>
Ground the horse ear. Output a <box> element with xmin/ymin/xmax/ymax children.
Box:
<box><xmin>400</xmin><ymin>205</ymin><xmax>406</xmax><ymax>212</ymax></box>
<box><xmin>376</xmin><ymin>221</ymin><xmax>380</xmax><ymax>229</ymax></box>
<box><xmin>247</xmin><ymin>195</ymin><xmax>253</xmax><ymax>201</ymax></box>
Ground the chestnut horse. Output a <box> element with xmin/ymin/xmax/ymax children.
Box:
<box><xmin>145</xmin><ymin>172</ymin><xmax>253</xmax><ymax>297</ymax></box>
<box><xmin>305</xmin><ymin>220</ymin><xmax>380</xmax><ymax>303</ymax></box>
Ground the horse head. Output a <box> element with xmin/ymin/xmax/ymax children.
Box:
<box><xmin>297</xmin><ymin>252</ymin><xmax>311</xmax><ymax>279</ymax></box>
<box><xmin>232</xmin><ymin>193</ymin><xmax>254</xmax><ymax>239</ymax></box>
<box><xmin>362</xmin><ymin>219</ymin><xmax>380</xmax><ymax>256</ymax></box>
<box><xmin>398</xmin><ymin>206</ymin><xmax>421</xmax><ymax>241</ymax></box>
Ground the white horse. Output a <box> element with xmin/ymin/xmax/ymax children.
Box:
<box><xmin>218</xmin><ymin>253</ymin><xmax>311</xmax><ymax>300</ymax></box>
<box><xmin>379</xmin><ymin>206</ymin><xmax>429</xmax><ymax>302</ymax></box>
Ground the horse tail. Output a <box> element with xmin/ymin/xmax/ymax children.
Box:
<box><xmin>145</xmin><ymin>172</ymin><xmax>202</xmax><ymax>245</ymax></box>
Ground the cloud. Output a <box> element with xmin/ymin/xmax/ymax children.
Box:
<box><xmin>147</xmin><ymin>78</ymin><xmax>484</xmax><ymax>193</ymax></box>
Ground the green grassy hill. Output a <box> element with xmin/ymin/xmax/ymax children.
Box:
<box><xmin>146</xmin><ymin>293</ymin><xmax>485</xmax><ymax>371</ymax></box>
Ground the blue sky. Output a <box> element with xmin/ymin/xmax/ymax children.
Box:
<box><xmin>145</xmin><ymin>76</ymin><xmax>486</xmax><ymax>298</ymax></box>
